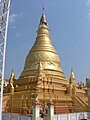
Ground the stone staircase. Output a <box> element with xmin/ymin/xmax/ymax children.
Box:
<box><xmin>2</xmin><ymin>95</ymin><xmax>10</xmax><ymax>112</ymax></box>
<box><xmin>76</xmin><ymin>96</ymin><xmax>88</xmax><ymax>107</ymax></box>
<box><xmin>73</xmin><ymin>96</ymin><xmax>88</xmax><ymax>112</ymax></box>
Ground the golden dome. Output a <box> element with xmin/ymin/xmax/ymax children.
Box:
<box><xmin>20</xmin><ymin>10</ymin><xmax>65</xmax><ymax>78</ymax></box>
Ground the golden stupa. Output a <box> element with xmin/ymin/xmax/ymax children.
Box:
<box><xmin>3</xmin><ymin>8</ymin><xmax>88</xmax><ymax>114</ymax></box>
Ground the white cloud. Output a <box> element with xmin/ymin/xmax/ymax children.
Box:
<box><xmin>88</xmin><ymin>11</ymin><xmax>90</xmax><ymax>16</ymax></box>
<box><xmin>87</xmin><ymin>0</ymin><xmax>90</xmax><ymax>5</ymax></box>
<box><xmin>9</xmin><ymin>13</ymin><xmax>17</xmax><ymax>23</ymax></box>
<box><xmin>86</xmin><ymin>0</ymin><xmax>90</xmax><ymax>20</ymax></box>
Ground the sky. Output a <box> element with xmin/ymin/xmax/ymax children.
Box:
<box><xmin>5</xmin><ymin>0</ymin><xmax>90</xmax><ymax>83</ymax></box>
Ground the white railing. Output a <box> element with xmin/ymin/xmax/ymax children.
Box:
<box><xmin>54</xmin><ymin>112</ymin><xmax>90</xmax><ymax>120</ymax></box>
<box><xmin>2</xmin><ymin>112</ymin><xmax>90</xmax><ymax>120</ymax></box>
<box><xmin>2</xmin><ymin>113</ymin><xmax>32</xmax><ymax>120</ymax></box>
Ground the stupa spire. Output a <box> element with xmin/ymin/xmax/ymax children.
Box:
<box><xmin>20</xmin><ymin>7</ymin><xmax>65</xmax><ymax>78</ymax></box>
<box><xmin>39</xmin><ymin>6</ymin><xmax>47</xmax><ymax>26</ymax></box>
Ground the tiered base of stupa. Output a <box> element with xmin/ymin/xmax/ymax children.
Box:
<box><xmin>3</xmin><ymin>74</ymin><xmax>88</xmax><ymax>114</ymax></box>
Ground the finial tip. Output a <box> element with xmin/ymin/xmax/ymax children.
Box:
<box><xmin>42</xmin><ymin>5</ymin><xmax>44</xmax><ymax>15</ymax></box>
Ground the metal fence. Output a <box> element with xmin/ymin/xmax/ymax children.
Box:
<box><xmin>2</xmin><ymin>113</ymin><xmax>32</xmax><ymax>120</ymax></box>
<box><xmin>54</xmin><ymin>112</ymin><xmax>90</xmax><ymax>120</ymax></box>
<box><xmin>2</xmin><ymin>114</ymin><xmax>48</xmax><ymax>120</ymax></box>
<box><xmin>2</xmin><ymin>112</ymin><xmax>90</xmax><ymax>120</ymax></box>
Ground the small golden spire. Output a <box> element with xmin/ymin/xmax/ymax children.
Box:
<box><xmin>11</xmin><ymin>69</ymin><xmax>15</xmax><ymax>79</ymax></box>
<box><xmin>9</xmin><ymin>69</ymin><xmax>15</xmax><ymax>86</ymax></box>
<box><xmin>9</xmin><ymin>69</ymin><xmax>15</xmax><ymax>94</ymax></box>
<box><xmin>70</xmin><ymin>69</ymin><xmax>75</xmax><ymax>79</ymax></box>
<box><xmin>69</xmin><ymin>69</ymin><xmax>76</xmax><ymax>85</ymax></box>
